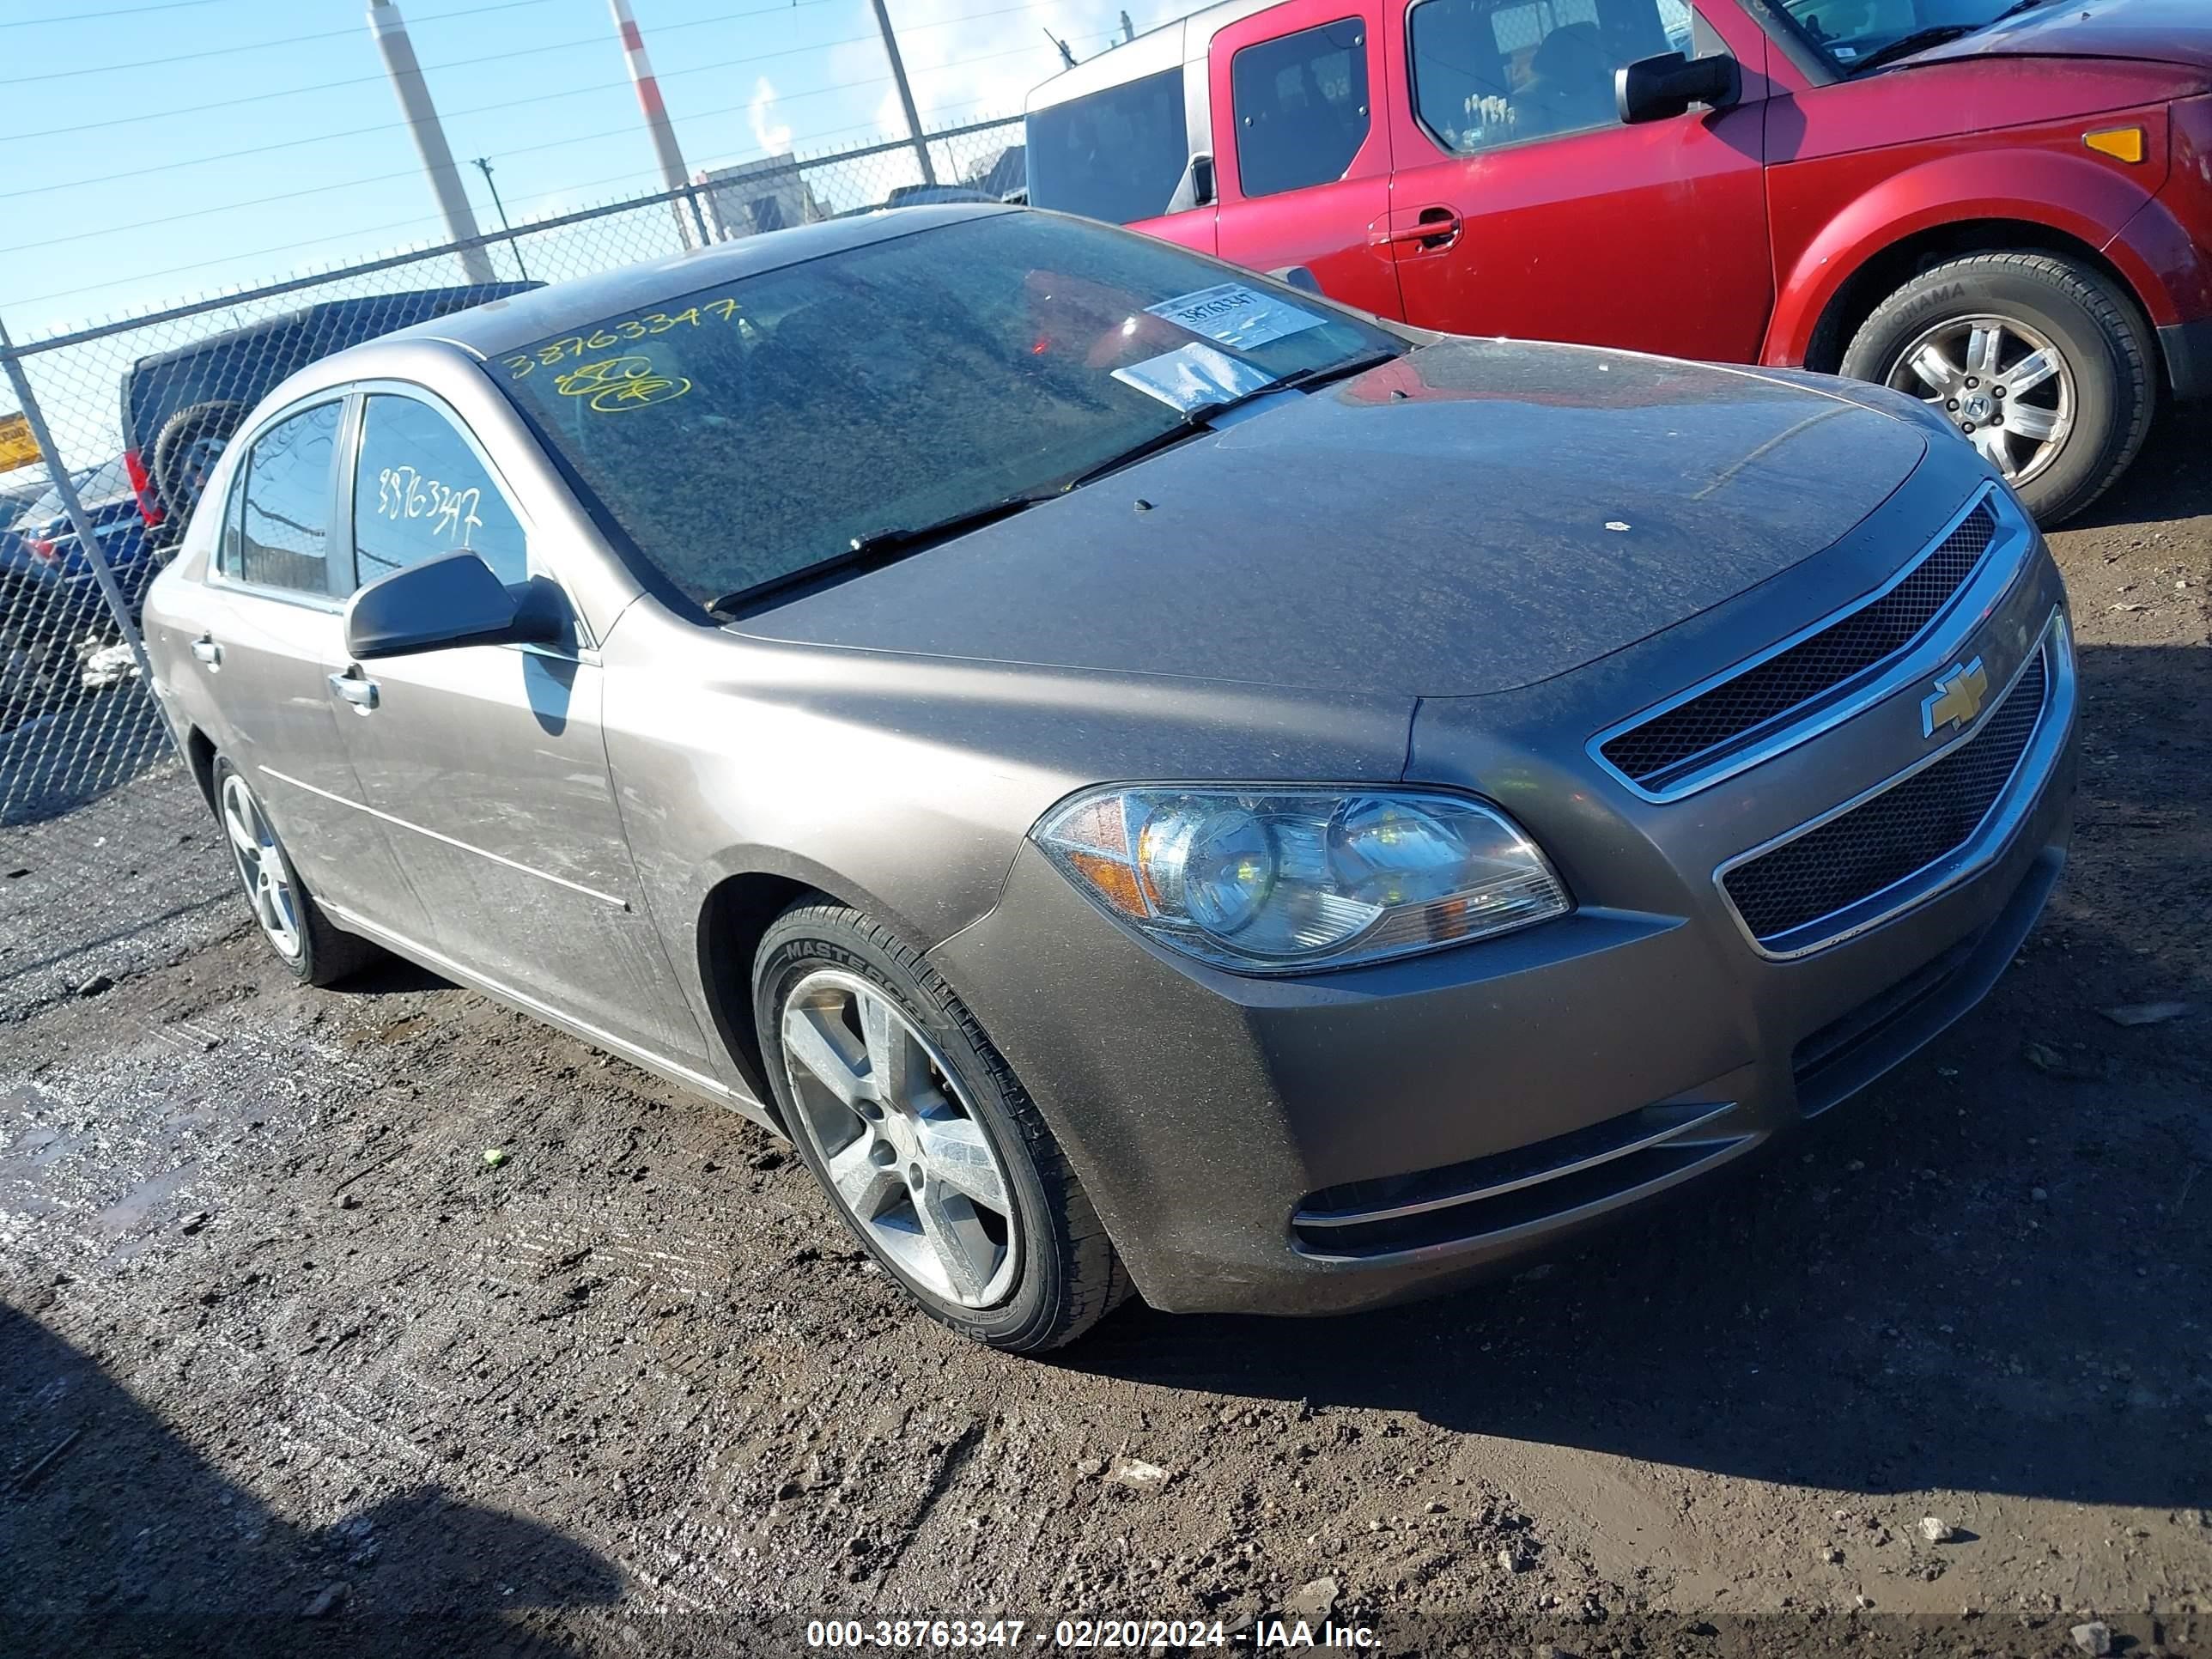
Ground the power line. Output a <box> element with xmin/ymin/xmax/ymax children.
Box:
<box><xmin>0</xmin><ymin>30</ymin><xmax>1069</xmax><ymax>260</ymax></box>
<box><xmin>6</xmin><ymin>93</ymin><xmax>1044</xmax><ymax>313</ymax></box>
<box><xmin>0</xmin><ymin>0</ymin><xmax>1073</xmax><ymax>246</ymax></box>
<box><xmin>3</xmin><ymin>0</ymin><xmax>848</xmax><ymax>143</ymax></box>
<box><xmin>1</xmin><ymin>0</ymin><xmax>234</xmax><ymax>27</ymax></box>
<box><xmin>12</xmin><ymin>0</ymin><xmax>562</xmax><ymax>83</ymax></box>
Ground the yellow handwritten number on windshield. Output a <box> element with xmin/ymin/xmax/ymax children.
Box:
<box><xmin>553</xmin><ymin>356</ymin><xmax>693</xmax><ymax>413</ymax></box>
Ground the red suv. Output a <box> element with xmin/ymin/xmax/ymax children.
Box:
<box><xmin>1024</xmin><ymin>0</ymin><xmax>2212</xmax><ymax>522</ymax></box>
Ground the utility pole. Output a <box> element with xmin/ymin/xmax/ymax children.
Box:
<box><xmin>366</xmin><ymin>0</ymin><xmax>495</xmax><ymax>283</ymax></box>
<box><xmin>606</xmin><ymin>0</ymin><xmax>703</xmax><ymax>247</ymax></box>
<box><xmin>471</xmin><ymin>158</ymin><xmax>529</xmax><ymax>281</ymax></box>
<box><xmin>869</xmin><ymin>0</ymin><xmax>937</xmax><ymax>187</ymax></box>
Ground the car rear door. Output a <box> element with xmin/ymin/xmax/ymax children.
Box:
<box><xmin>1206</xmin><ymin>0</ymin><xmax>1402</xmax><ymax>315</ymax></box>
<box><xmin>322</xmin><ymin>386</ymin><xmax>709</xmax><ymax>1066</ymax></box>
<box><xmin>187</xmin><ymin>397</ymin><xmax>432</xmax><ymax>941</ymax></box>
<box><xmin>1383</xmin><ymin>0</ymin><xmax>1773</xmax><ymax>360</ymax></box>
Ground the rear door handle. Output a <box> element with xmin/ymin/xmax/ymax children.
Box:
<box><xmin>328</xmin><ymin>669</ymin><xmax>380</xmax><ymax>711</ymax></box>
<box><xmin>191</xmin><ymin>635</ymin><xmax>222</xmax><ymax>666</ymax></box>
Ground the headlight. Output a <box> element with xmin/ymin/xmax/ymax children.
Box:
<box><xmin>1032</xmin><ymin>785</ymin><xmax>1571</xmax><ymax>973</ymax></box>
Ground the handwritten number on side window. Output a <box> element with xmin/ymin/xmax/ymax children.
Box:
<box><xmin>375</xmin><ymin>465</ymin><xmax>485</xmax><ymax>545</ymax></box>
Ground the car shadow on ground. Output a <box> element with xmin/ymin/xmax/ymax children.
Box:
<box><xmin>0</xmin><ymin>1301</ymin><xmax>623</xmax><ymax>1654</ymax></box>
<box><xmin>1060</xmin><ymin>632</ymin><xmax>2212</xmax><ymax>1515</ymax></box>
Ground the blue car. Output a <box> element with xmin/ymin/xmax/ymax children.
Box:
<box><xmin>1</xmin><ymin>458</ymin><xmax>155</xmax><ymax>630</ymax></box>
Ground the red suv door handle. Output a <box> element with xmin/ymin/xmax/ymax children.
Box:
<box><xmin>1374</xmin><ymin>207</ymin><xmax>1462</xmax><ymax>251</ymax></box>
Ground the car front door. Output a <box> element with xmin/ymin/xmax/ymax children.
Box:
<box><xmin>192</xmin><ymin>398</ymin><xmax>431</xmax><ymax>941</ymax></box>
<box><xmin>1384</xmin><ymin>0</ymin><xmax>1773</xmax><ymax>360</ymax></box>
<box><xmin>1208</xmin><ymin>0</ymin><xmax>1402</xmax><ymax>316</ymax></box>
<box><xmin>324</xmin><ymin>387</ymin><xmax>709</xmax><ymax>1066</ymax></box>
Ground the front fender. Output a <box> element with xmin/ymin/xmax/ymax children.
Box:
<box><xmin>1764</xmin><ymin>143</ymin><xmax>2174</xmax><ymax>368</ymax></box>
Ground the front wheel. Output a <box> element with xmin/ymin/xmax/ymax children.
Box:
<box><xmin>1841</xmin><ymin>252</ymin><xmax>2155</xmax><ymax>526</ymax></box>
<box><xmin>754</xmin><ymin>901</ymin><xmax>1131</xmax><ymax>1352</ymax></box>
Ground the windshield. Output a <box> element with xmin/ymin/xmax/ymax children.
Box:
<box><xmin>1776</xmin><ymin>0</ymin><xmax>2033</xmax><ymax>71</ymax></box>
<box><xmin>493</xmin><ymin>211</ymin><xmax>1397</xmax><ymax>610</ymax></box>
<box><xmin>1025</xmin><ymin>70</ymin><xmax>1191</xmax><ymax>226</ymax></box>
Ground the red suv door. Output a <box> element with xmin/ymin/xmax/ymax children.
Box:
<box><xmin>1206</xmin><ymin>0</ymin><xmax>1402</xmax><ymax>318</ymax></box>
<box><xmin>1384</xmin><ymin>0</ymin><xmax>1774</xmax><ymax>361</ymax></box>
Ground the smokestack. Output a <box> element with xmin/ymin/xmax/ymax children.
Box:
<box><xmin>608</xmin><ymin>0</ymin><xmax>703</xmax><ymax>248</ymax></box>
<box><xmin>367</xmin><ymin>0</ymin><xmax>496</xmax><ymax>282</ymax></box>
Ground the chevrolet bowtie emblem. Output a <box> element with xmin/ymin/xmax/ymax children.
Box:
<box><xmin>1921</xmin><ymin>657</ymin><xmax>1990</xmax><ymax>738</ymax></box>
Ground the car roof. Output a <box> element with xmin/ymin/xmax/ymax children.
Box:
<box><xmin>362</xmin><ymin>203</ymin><xmax>1018</xmax><ymax>363</ymax></box>
<box><xmin>1024</xmin><ymin>0</ymin><xmax>1284</xmax><ymax>111</ymax></box>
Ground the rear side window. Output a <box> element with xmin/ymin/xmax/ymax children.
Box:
<box><xmin>216</xmin><ymin>464</ymin><xmax>246</xmax><ymax>577</ymax></box>
<box><xmin>1025</xmin><ymin>68</ymin><xmax>1190</xmax><ymax>226</ymax></box>
<box><xmin>235</xmin><ymin>402</ymin><xmax>340</xmax><ymax>594</ymax></box>
<box><xmin>1408</xmin><ymin>0</ymin><xmax>1689</xmax><ymax>155</ymax></box>
<box><xmin>349</xmin><ymin>395</ymin><xmax>529</xmax><ymax>589</ymax></box>
<box><xmin>1231</xmin><ymin>21</ymin><xmax>1370</xmax><ymax>198</ymax></box>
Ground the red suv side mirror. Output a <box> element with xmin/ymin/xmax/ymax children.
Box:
<box><xmin>1616</xmin><ymin>51</ymin><xmax>1741</xmax><ymax>125</ymax></box>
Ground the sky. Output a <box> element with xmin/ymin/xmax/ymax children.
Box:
<box><xmin>0</xmin><ymin>0</ymin><xmax>1178</xmax><ymax>340</ymax></box>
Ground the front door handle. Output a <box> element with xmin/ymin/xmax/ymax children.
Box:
<box><xmin>328</xmin><ymin>668</ymin><xmax>380</xmax><ymax>712</ymax></box>
<box><xmin>1376</xmin><ymin>207</ymin><xmax>1462</xmax><ymax>251</ymax></box>
<box><xmin>191</xmin><ymin>635</ymin><xmax>222</xmax><ymax>666</ymax></box>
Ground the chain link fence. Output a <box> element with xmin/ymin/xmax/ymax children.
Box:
<box><xmin>0</xmin><ymin>113</ymin><xmax>1024</xmax><ymax>832</ymax></box>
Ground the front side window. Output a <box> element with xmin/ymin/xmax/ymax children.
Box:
<box><xmin>350</xmin><ymin>394</ymin><xmax>530</xmax><ymax>590</ymax></box>
<box><xmin>1024</xmin><ymin>69</ymin><xmax>1191</xmax><ymax>226</ymax></box>
<box><xmin>491</xmin><ymin>212</ymin><xmax>1400</xmax><ymax>611</ymax></box>
<box><xmin>235</xmin><ymin>401</ymin><xmax>340</xmax><ymax>594</ymax></box>
<box><xmin>1231</xmin><ymin>21</ymin><xmax>1371</xmax><ymax>198</ymax></box>
<box><xmin>1408</xmin><ymin>0</ymin><xmax>1696</xmax><ymax>154</ymax></box>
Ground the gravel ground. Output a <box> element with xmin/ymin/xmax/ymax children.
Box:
<box><xmin>3</xmin><ymin>417</ymin><xmax>2209</xmax><ymax>1659</ymax></box>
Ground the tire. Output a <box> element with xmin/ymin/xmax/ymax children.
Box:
<box><xmin>1840</xmin><ymin>252</ymin><xmax>2156</xmax><ymax>526</ymax></box>
<box><xmin>753</xmin><ymin>900</ymin><xmax>1132</xmax><ymax>1352</ymax></box>
<box><xmin>210</xmin><ymin>757</ymin><xmax>382</xmax><ymax>987</ymax></box>
<box><xmin>149</xmin><ymin>399</ymin><xmax>246</xmax><ymax>530</ymax></box>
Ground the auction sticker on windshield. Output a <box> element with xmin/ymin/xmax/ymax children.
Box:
<box><xmin>1111</xmin><ymin>342</ymin><xmax>1275</xmax><ymax>412</ymax></box>
<box><xmin>1145</xmin><ymin>282</ymin><xmax>1326</xmax><ymax>352</ymax></box>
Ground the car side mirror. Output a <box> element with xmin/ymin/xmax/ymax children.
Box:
<box><xmin>343</xmin><ymin>549</ymin><xmax>566</xmax><ymax>659</ymax></box>
<box><xmin>1615</xmin><ymin>51</ymin><xmax>1740</xmax><ymax>125</ymax></box>
<box><xmin>1167</xmin><ymin>153</ymin><xmax>1216</xmax><ymax>213</ymax></box>
<box><xmin>1269</xmin><ymin>265</ymin><xmax>1323</xmax><ymax>297</ymax></box>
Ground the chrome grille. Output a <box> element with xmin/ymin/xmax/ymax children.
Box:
<box><xmin>1601</xmin><ymin>497</ymin><xmax>1999</xmax><ymax>790</ymax></box>
<box><xmin>1723</xmin><ymin>646</ymin><xmax>2049</xmax><ymax>945</ymax></box>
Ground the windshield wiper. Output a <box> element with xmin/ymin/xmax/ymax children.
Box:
<box><xmin>1846</xmin><ymin>23</ymin><xmax>1973</xmax><ymax>71</ymax></box>
<box><xmin>707</xmin><ymin>491</ymin><xmax>1057</xmax><ymax>618</ymax></box>
<box><xmin>1846</xmin><ymin>0</ymin><xmax>2041</xmax><ymax>75</ymax></box>
<box><xmin>1060</xmin><ymin>351</ymin><xmax>1400</xmax><ymax>490</ymax></box>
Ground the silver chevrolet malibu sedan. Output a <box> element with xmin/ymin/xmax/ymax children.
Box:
<box><xmin>143</xmin><ymin>206</ymin><xmax>2076</xmax><ymax>1351</ymax></box>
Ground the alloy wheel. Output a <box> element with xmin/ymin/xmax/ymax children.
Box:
<box><xmin>778</xmin><ymin>969</ymin><xmax>1019</xmax><ymax>1309</ymax></box>
<box><xmin>1885</xmin><ymin>313</ymin><xmax>2075</xmax><ymax>489</ymax></box>
<box><xmin>220</xmin><ymin>773</ymin><xmax>301</xmax><ymax>961</ymax></box>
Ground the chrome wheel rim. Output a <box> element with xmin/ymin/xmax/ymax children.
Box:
<box><xmin>220</xmin><ymin>774</ymin><xmax>301</xmax><ymax>961</ymax></box>
<box><xmin>778</xmin><ymin>969</ymin><xmax>1018</xmax><ymax>1309</ymax></box>
<box><xmin>1887</xmin><ymin>313</ymin><xmax>2075</xmax><ymax>489</ymax></box>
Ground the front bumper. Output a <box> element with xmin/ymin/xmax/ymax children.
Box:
<box><xmin>932</xmin><ymin>485</ymin><xmax>2078</xmax><ymax>1317</ymax></box>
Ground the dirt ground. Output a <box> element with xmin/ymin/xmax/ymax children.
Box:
<box><xmin>3</xmin><ymin>416</ymin><xmax>2209</xmax><ymax>1659</ymax></box>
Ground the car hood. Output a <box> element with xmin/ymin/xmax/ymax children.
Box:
<box><xmin>1907</xmin><ymin>0</ymin><xmax>2212</xmax><ymax>73</ymax></box>
<box><xmin>738</xmin><ymin>340</ymin><xmax>1929</xmax><ymax>697</ymax></box>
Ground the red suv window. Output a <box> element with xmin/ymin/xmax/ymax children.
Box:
<box><xmin>1230</xmin><ymin>20</ymin><xmax>1372</xmax><ymax>198</ymax></box>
